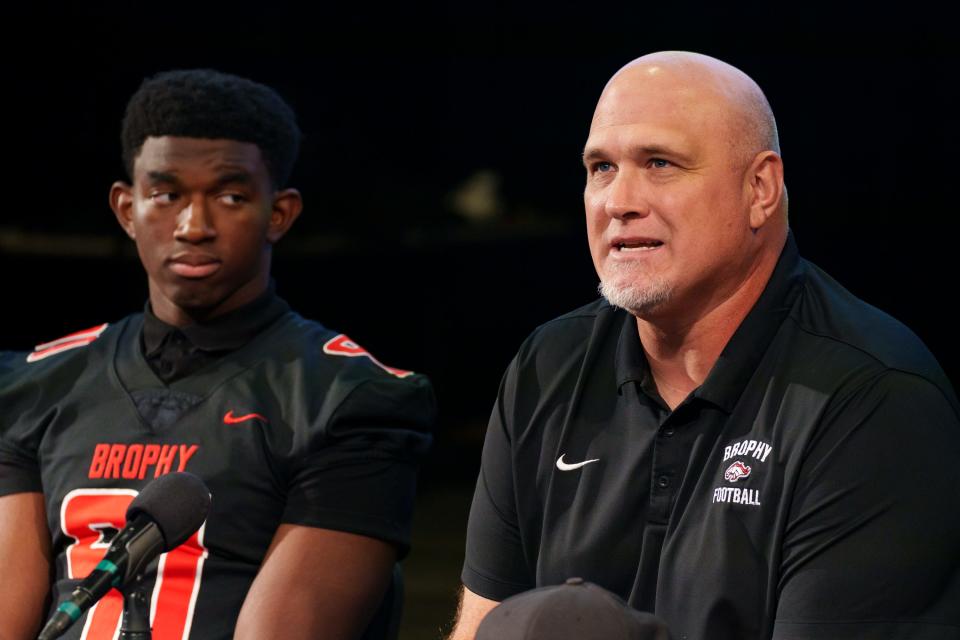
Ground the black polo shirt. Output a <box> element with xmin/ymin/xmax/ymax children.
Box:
<box><xmin>141</xmin><ymin>287</ymin><xmax>289</xmax><ymax>383</ymax></box>
<box><xmin>463</xmin><ymin>234</ymin><xmax>960</xmax><ymax>639</ymax></box>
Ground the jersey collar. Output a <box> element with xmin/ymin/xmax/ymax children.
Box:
<box><xmin>142</xmin><ymin>283</ymin><xmax>289</xmax><ymax>355</ymax></box>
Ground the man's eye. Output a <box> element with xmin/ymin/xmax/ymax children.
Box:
<box><xmin>650</xmin><ymin>158</ymin><xmax>671</xmax><ymax>169</ymax></box>
<box><xmin>218</xmin><ymin>193</ymin><xmax>247</xmax><ymax>205</ymax></box>
<box><xmin>149</xmin><ymin>192</ymin><xmax>177</xmax><ymax>204</ymax></box>
<box><xmin>594</xmin><ymin>162</ymin><xmax>614</xmax><ymax>173</ymax></box>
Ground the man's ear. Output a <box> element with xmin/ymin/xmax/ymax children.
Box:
<box><xmin>267</xmin><ymin>189</ymin><xmax>303</xmax><ymax>244</ymax></box>
<box><xmin>110</xmin><ymin>181</ymin><xmax>137</xmax><ymax>239</ymax></box>
<box><xmin>747</xmin><ymin>151</ymin><xmax>785</xmax><ymax>230</ymax></box>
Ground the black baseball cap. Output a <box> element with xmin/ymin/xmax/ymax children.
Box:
<box><xmin>476</xmin><ymin>577</ymin><xmax>672</xmax><ymax>640</ymax></box>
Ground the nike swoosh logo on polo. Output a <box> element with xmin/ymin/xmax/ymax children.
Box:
<box><xmin>556</xmin><ymin>454</ymin><xmax>600</xmax><ymax>471</ymax></box>
<box><xmin>223</xmin><ymin>410</ymin><xmax>268</xmax><ymax>425</ymax></box>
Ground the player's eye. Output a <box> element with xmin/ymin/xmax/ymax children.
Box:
<box><xmin>593</xmin><ymin>161</ymin><xmax>614</xmax><ymax>173</ymax></box>
<box><xmin>650</xmin><ymin>158</ymin><xmax>671</xmax><ymax>169</ymax></box>
<box><xmin>149</xmin><ymin>192</ymin><xmax>178</xmax><ymax>204</ymax></box>
<box><xmin>218</xmin><ymin>193</ymin><xmax>247</xmax><ymax>205</ymax></box>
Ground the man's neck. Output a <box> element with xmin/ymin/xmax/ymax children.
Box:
<box><xmin>637</xmin><ymin>242</ymin><xmax>783</xmax><ymax>410</ymax></box>
<box><xmin>148</xmin><ymin>275</ymin><xmax>271</xmax><ymax>328</ymax></box>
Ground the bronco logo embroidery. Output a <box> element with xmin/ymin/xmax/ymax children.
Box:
<box><xmin>724</xmin><ymin>460</ymin><xmax>752</xmax><ymax>482</ymax></box>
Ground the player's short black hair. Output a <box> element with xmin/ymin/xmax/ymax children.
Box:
<box><xmin>121</xmin><ymin>69</ymin><xmax>301</xmax><ymax>188</ymax></box>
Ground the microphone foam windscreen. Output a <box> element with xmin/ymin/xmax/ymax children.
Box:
<box><xmin>127</xmin><ymin>472</ymin><xmax>211</xmax><ymax>550</ymax></box>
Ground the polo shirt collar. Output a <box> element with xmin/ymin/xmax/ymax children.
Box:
<box><xmin>142</xmin><ymin>283</ymin><xmax>290</xmax><ymax>355</ymax></box>
<box><xmin>615</xmin><ymin>308</ymin><xmax>654</xmax><ymax>392</ymax></box>
<box><xmin>615</xmin><ymin>232</ymin><xmax>806</xmax><ymax>413</ymax></box>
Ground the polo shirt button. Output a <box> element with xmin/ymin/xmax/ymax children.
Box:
<box><xmin>656</xmin><ymin>475</ymin><xmax>671</xmax><ymax>488</ymax></box>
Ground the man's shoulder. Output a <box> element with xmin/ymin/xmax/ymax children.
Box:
<box><xmin>496</xmin><ymin>298</ymin><xmax>625</xmax><ymax>396</ymax></box>
<box><xmin>259</xmin><ymin>310</ymin><xmax>336</xmax><ymax>350</ymax></box>
<box><xmin>791</xmin><ymin>260</ymin><xmax>952</xmax><ymax>391</ymax></box>
<box><xmin>263</xmin><ymin>311</ymin><xmax>428</xmax><ymax>387</ymax></box>
<box><xmin>0</xmin><ymin>317</ymin><xmax>137</xmax><ymax>432</ymax></box>
<box><xmin>518</xmin><ymin>298</ymin><xmax>620</xmax><ymax>358</ymax></box>
<box><xmin>10</xmin><ymin>315</ymin><xmax>136</xmax><ymax>377</ymax></box>
<box><xmin>260</xmin><ymin>311</ymin><xmax>435</xmax><ymax>450</ymax></box>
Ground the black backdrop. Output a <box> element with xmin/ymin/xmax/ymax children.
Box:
<box><xmin>3</xmin><ymin>3</ymin><xmax>957</xmax><ymax>486</ymax></box>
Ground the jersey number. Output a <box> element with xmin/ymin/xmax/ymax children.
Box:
<box><xmin>60</xmin><ymin>489</ymin><xmax>208</xmax><ymax>640</ymax></box>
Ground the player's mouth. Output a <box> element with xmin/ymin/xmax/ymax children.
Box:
<box><xmin>168</xmin><ymin>254</ymin><xmax>222</xmax><ymax>278</ymax></box>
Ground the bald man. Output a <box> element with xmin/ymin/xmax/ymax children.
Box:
<box><xmin>449</xmin><ymin>52</ymin><xmax>960</xmax><ymax>640</ymax></box>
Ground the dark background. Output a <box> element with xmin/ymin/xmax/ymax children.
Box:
<box><xmin>2</xmin><ymin>3</ymin><xmax>957</xmax><ymax>637</ymax></box>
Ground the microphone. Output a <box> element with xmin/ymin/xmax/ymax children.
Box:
<box><xmin>38</xmin><ymin>472</ymin><xmax>211</xmax><ymax>640</ymax></box>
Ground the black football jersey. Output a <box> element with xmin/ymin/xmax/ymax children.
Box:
<box><xmin>0</xmin><ymin>310</ymin><xmax>435</xmax><ymax>640</ymax></box>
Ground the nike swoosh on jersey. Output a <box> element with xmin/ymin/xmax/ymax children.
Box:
<box><xmin>556</xmin><ymin>454</ymin><xmax>600</xmax><ymax>471</ymax></box>
<box><xmin>223</xmin><ymin>411</ymin><xmax>268</xmax><ymax>425</ymax></box>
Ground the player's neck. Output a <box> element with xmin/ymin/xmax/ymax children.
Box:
<box><xmin>149</xmin><ymin>277</ymin><xmax>271</xmax><ymax>328</ymax></box>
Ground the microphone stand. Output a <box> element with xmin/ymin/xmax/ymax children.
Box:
<box><xmin>119</xmin><ymin>574</ymin><xmax>151</xmax><ymax>640</ymax></box>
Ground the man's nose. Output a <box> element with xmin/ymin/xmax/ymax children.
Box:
<box><xmin>174</xmin><ymin>197</ymin><xmax>216</xmax><ymax>242</ymax></box>
<box><xmin>604</xmin><ymin>171</ymin><xmax>650</xmax><ymax>220</ymax></box>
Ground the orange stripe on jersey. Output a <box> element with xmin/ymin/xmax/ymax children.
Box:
<box><xmin>33</xmin><ymin>323</ymin><xmax>108</xmax><ymax>351</ymax></box>
<box><xmin>322</xmin><ymin>334</ymin><xmax>414</xmax><ymax>378</ymax></box>
<box><xmin>27</xmin><ymin>324</ymin><xmax>108</xmax><ymax>363</ymax></box>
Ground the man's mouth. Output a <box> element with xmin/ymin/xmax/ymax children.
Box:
<box><xmin>613</xmin><ymin>239</ymin><xmax>663</xmax><ymax>252</ymax></box>
<box><xmin>168</xmin><ymin>255</ymin><xmax>221</xmax><ymax>278</ymax></box>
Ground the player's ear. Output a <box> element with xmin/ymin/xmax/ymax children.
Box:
<box><xmin>110</xmin><ymin>181</ymin><xmax>137</xmax><ymax>240</ymax></box>
<box><xmin>266</xmin><ymin>189</ymin><xmax>303</xmax><ymax>244</ymax></box>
